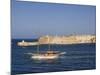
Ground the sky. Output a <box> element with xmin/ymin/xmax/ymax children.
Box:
<box><xmin>11</xmin><ymin>0</ymin><xmax>96</xmax><ymax>39</ymax></box>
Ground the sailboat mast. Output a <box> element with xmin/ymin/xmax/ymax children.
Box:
<box><xmin>48</xmin><ymin>35</ymin><xmax>50</xmax><ymax>51</ymax></box>
<box><xmin>37</xmin><ymin>39</ymin><xmax>39</xmax><ymax>54</ymax></box>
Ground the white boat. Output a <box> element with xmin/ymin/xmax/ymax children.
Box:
<box><xmin>30</xmin><ymin>36</ymin><xmax>66</xmax><ymax>60</ymax></box>
<box><xmin>31</xmin><ymin>51</ymin><xmax>59</xmax><ymax>60</ymax></box>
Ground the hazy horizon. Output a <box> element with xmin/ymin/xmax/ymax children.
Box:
<box><xmin>11</xmin><ymin>0</ymin><xmax>96</xmax><ymax>39</ymax></box>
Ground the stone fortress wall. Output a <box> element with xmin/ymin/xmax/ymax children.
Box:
<box><xmin>38</xmin><ymin>35</ymin><xmax>96</xmax><ymax>44</ymax></box>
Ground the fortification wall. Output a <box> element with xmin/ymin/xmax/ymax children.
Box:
<box><xmin>38</xmin><ymin>35</ymin><xmax>96</xmax><ymax>44</ymax></box>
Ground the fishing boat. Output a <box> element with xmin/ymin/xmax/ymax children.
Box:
<box><xmin>30</xmin><ymin>36</ymin><xmax>66</xmax><ymax>60</ymax></box>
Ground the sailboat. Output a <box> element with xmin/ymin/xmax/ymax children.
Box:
<box><xmin>30</xmin><ymin>36</ymin><xmax>66</xmax><ymax>60</ymax></box>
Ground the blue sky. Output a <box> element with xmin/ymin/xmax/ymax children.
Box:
<box><xmin>11</xmin><ymin>0</ymin><xmax>96</xmax><ymax>39</ymax></box>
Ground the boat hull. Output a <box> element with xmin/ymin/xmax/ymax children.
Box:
<box><xmin>31</xmin><ymin>54</ymin><xmax>59</xmax><ymax>60</ymax></box>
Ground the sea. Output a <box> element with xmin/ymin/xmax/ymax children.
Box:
<box><xmin>11</xmin><ymin>39</ymin><xmax>96</xmax><ymax>75</ymax></box>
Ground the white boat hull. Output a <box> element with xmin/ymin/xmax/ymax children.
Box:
<box><xmin>31</xmin><ymin>54</ymin><xmax>59</xmax><ymax>60</ymax></box>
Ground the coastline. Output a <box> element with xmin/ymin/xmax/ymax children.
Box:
<box><xmin>17</xmin><ymin>35</ymin><xmax>96</xmax><ymax>46</ymax></box>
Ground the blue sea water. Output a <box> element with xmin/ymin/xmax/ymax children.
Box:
<box><xmin>11</xmin><ymin>39</ymin><xmax>96</xmax><ymax>75</ymax></box>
